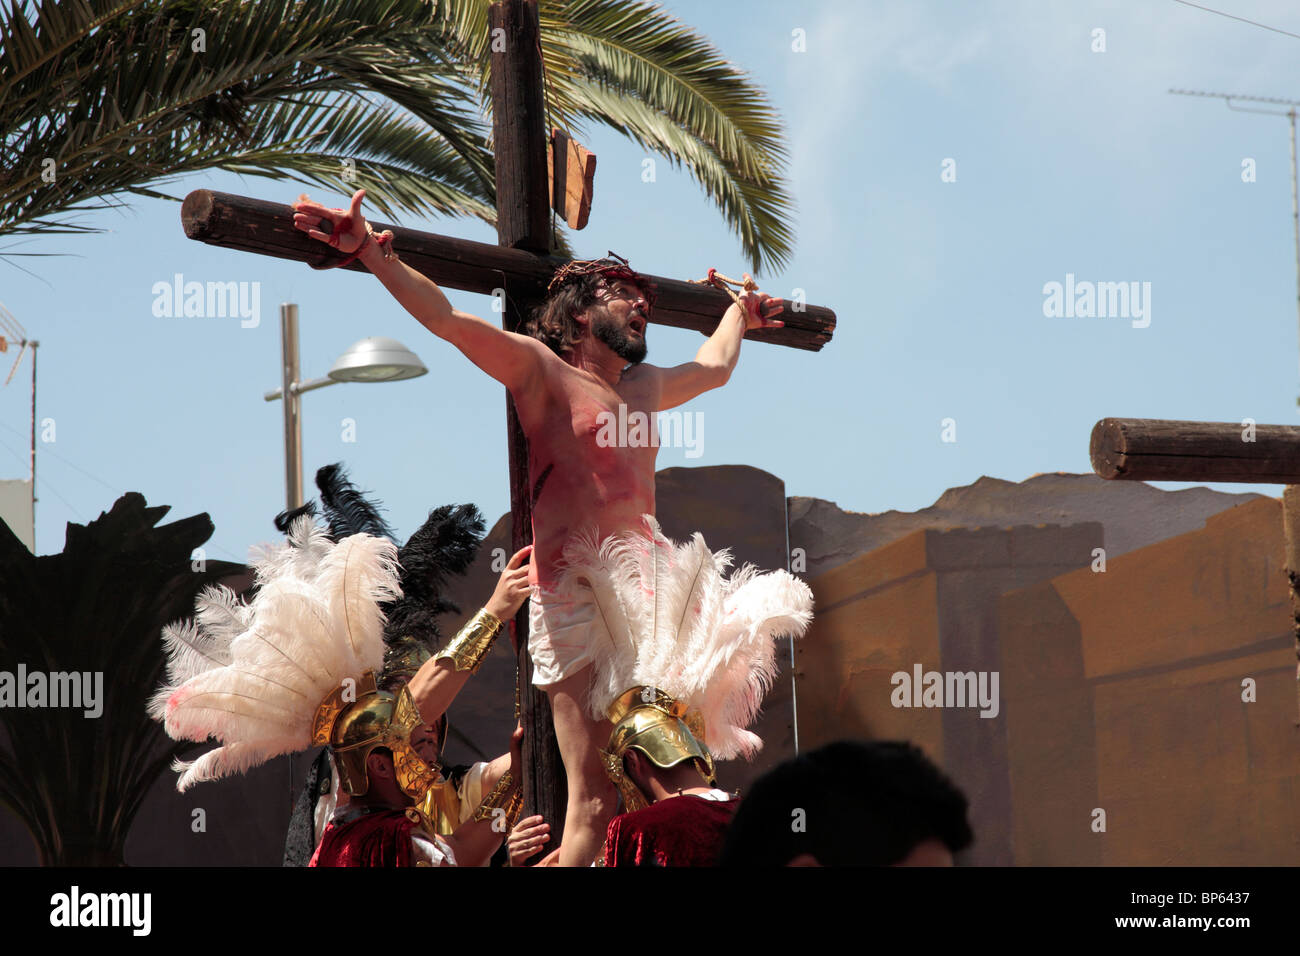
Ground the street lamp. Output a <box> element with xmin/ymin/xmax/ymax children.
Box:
<box><xmin>264</xmin><ymin>303</ymin><xmax>426</xmax><ymax>510</ymax></box>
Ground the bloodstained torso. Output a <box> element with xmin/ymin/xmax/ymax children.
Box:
<box><xmin>516</xmin><ymin>355</ymin><xmax>659</xmax><ymax>590</ymax></box>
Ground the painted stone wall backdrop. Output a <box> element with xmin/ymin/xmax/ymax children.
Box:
<box><xmin>795</xmin><ymin>522</ymin><xmax>1101</xmax><ymax>865</ymax></box>
<box><xmin>790</xmin><ymin>473</ymin><xmax>1261</xmax><ymax>581</ymax></box>
<box><xmin>1001</xmin><ymin>497</ymin><xmax>1299</xmax><ymax>865</ymax></box>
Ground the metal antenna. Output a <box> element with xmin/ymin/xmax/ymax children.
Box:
<box><xmin>1170</xmin><ymin>89</ymin><xmax>1300</xmax><ymax>402</ymax></box>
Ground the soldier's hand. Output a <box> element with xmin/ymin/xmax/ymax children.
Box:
<box><xmin>507</xmin><ymin>814</ymin><xmax>550</xmax><ymax>867</ymax></box>
<box><xmin>292</xmin><ymin>188</ymin><xmax>369</xmax><ymax>254</ymax></box>
<box><xmin>485</xmin><ymin>544</ymin><xmax>533</xmax><ymax>621</ymax></box>
<box><xmin>508</xmin><ymin>720</ymin><xmax>524</xmax><ymax>772</ymax></box>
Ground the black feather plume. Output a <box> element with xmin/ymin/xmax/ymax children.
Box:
<box><xmin>273</xmin><ymin>500</ymin><xmax>318</xmax><ymax>535</ymax></box>
<box><xmin>382</xmin><ymin>503</ymin><xmax>485</xmax><ymax>644</ymax></box>
<box><xmin>316</xmin><ymin>463</ymin><xmax>396</xmax><ymax>541</ymax></box>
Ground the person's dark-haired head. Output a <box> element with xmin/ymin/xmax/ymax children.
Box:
<box><xmin>525</xmin><ymin>258</ymin><xmax>656</xmax><ymax>361</ymax></box>
<box><xmin>719</xmin><ymin>740</ymin><xmax>973</xmax><ymax>866</ymax></box>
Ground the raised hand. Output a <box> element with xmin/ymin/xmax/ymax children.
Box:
<box><xmin>485</xmin><ymin>544</ymin><xmax>533</xmax><ymax>622</ymax></box>
<box><xmin>736</xmin><ymin>274</ymin><xmax>784</xmax><ymax>331</ymax></box>
<box><xmin>292</xmin><ymin>188</ymin><xmax>369</xmax><ymax>254</ymax></box>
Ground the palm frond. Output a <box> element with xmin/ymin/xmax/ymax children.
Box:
<box><xmin>569</xmin><ymin>78</ymin><xmax>794</xmax><ymax>275</ymax></box>
<box><xmin>2</xmin><ymin>0</ymin><xmax>495</xmax><ymax>235</ymax></box>
<box><xmin>2</xmin><ymin>0</ymin><xmax>795</xmax><ymax>273</ymax></box>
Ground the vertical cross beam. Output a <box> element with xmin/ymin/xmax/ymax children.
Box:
<box><xmin>488</xmin><ymin>0</ymin><xmax>567</xmax><ymax>847</ymax></box>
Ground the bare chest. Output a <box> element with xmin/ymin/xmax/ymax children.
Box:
<box><xmin>546</xmin><ymin>370</ymin><xmax>659</xmax><ymax>452</ymax></box>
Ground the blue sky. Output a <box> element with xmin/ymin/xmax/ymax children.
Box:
<box><xmin>3</xmin><ymin>0</ymin><xmax>1299</xmax><ymax>561</ymax></box>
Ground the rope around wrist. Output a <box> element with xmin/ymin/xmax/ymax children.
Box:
<box><xmin>309</xmin><ymin>224</ymin><xmax>396</xmax><ymax>270</ymax></box>
<box><xmin>692</xmin><ymin>267</ymin><xmax>758</xmax><ymax>309</ymax></box>
<box><xmin>689</xmin><ymin>267</ymin><xmax>765</xmax><ymax>330</ymax></box>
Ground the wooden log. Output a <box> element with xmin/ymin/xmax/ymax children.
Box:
<box><xmin>180</xmin><ymin>188</ymin><xmax>837</xmax><ymax>351</ymax></box>
<box><xmin>490</xmin><ymin>0</ymin><xmax>565</xmax><ymax>856</ymax></box>
<box><xmin>1090</xmin><ymin>417</ymin><xmax>1300</xmax><ymax>483</ymax></box>
<box><xmin>1282</xmin><ymin>487</ymin><xmax>1300</xmax><ymax>725</ymax></box>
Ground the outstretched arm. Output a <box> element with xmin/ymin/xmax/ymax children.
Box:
<box><xmin>291</xmin><ymin>189</ymin><xmax>549</xmax><ymax>394</ymax></box>
<box><xmin>652</xmin><ymin>280</ymin><xmax>785</xmax><ymax>410</ymax></box>
<box><xmin>406</xmin><ymin>545</ymin><xmax>532</xmax><ymax>726</ymax></box>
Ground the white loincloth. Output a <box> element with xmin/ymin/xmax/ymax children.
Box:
<box><xmin>526</xmin><ymin>514</ymin><xmax>814</xmax><ymax>759</ymax></box>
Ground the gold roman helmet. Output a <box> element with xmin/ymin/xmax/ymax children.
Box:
<box><xmin>599</xmin><ymin>685</ymin><xmax>717</xmax><ymax>812</ymax></box>
<box><xmin>311</xmin><ymin>671</ymin><xmax>439</xmax><ymax>801</ymax></box>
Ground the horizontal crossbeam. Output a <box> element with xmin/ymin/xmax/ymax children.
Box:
<box><xmin>181</xmin><ymin>190</ymin><xmax>836</xmax><ymax>351</ymax></box>
<box><xmin>1091</xmin><ymin>417</ymin><xmax>1300</xmax><ymax>483</ymax></box>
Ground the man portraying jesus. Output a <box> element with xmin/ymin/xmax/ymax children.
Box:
<box><xmin>292</xmin><ymin>188</ymin><xmax>785</xmax><ymax>865</ymax></box>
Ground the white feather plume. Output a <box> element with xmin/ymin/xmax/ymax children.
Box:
<box><xmin>557</xmin><ymin>515</ymin><xmax>813</xmax><ymax>761</ymax></box>
<box><xmin>153</xmin><ymin>523</ymin><xmax>402</xmax><ymax>791</ymax></box>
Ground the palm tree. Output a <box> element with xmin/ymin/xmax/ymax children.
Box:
<box><xmin>0</xmin><ymin>492</ymin><xmax>243</xmax><ymax>866</ymax></box>
<box><xmin>1</xmin><ymin>0</ymin><xmax>793</xmax><ymax>272</ymax></box>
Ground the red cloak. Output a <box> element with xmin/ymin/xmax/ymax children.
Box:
<box><xmin>309</xmin><ymin>808</ymin><xmax>418</xmax><ymax>868</ymax></box>
<box><xmin>603</xmin><ymin>795</ymin><xmax>738</xmax><ymax>867</ymax></box>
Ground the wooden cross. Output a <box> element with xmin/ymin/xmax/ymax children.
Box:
<box><xmin>1090</xmin><ymin>417</ymin><xmax>1300</xmax><ymax>723</ymax></box>
<box><xmin>180</xmin><ymin>0</ymin><xmax>836</xmax><ymax>847</ymax></box>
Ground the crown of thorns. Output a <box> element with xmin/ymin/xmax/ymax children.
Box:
<box><xmin>546</xmin><ymin>251</ymin><xmax>657</xmax><ymax>307</ymax></box>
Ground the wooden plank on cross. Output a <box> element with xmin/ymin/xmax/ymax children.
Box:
<box><xmin>1090</xmin><ymin>416</ymin><xmax>1300</xmax><ymax>724</ymax></box>
<box><xmin>547</xmin><ymin>128</ymin><xmax>596</xmax><ymax>230</ymax></box>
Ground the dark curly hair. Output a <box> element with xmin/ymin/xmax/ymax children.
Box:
<box><xmin>522</xmin><ymin>257</ymin><xmax>656</xmax><ymax>357</ymax></box>
<box><xmin>719</xmin><ymin>740</ymin><xmax>974</xmax><ymax>866</ymax></box>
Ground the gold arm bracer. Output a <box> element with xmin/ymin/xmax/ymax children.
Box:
<box><xmin>471</xmin><ymin>769</ymin><xmax>517</xmax><ymax>824</ymax></box>
<box><xmin>502</xmin><ymin>789</ymin><xmax>524</xmax><ymax>833</ymax></box>
<box><xmin>436</xmin><ymin>609</ymin><xmax>503</xmax><ymax>674</ymax></box>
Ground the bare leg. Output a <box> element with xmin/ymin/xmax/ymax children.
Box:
<box><xmin>547</xmin><ymin>665</ymin><xmax>617</xmax><ymax>866</ymax></box>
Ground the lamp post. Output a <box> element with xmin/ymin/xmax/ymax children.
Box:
<box><xmin>265</xmin><ymin>303</ymin><xmax>427</xmax><ymax>510</ymax></box>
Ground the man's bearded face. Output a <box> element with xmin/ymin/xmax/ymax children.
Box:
<box><xmin>587</xmin><ymin>278</ymin><xmax>650</xmax><ymax>364</ymax></box>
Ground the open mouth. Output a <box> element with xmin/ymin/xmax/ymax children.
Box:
<box><xmin>629</xmin><ymin>314</ymin><xmax>647</xmax><ymax>335</ymax></box>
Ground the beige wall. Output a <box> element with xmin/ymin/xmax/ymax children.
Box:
<box><xmin>1002</xmin><ymin>498</ymin><xmax>1298</xmax><ymax>865</ymax></box>
<box><xmin>0</xmin><ymin>479</ymin><xmax>33</xmax><ymax>552</ymax></box>
<box><xmin>797</xmin><ymin>521</ymin><xmax>1101</xmax><ymax>863</ymax></box>
<box><xmin>799</xmin><ymin>497</ymin><xmax>1299</xmax><ymax>865</ymax></box>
